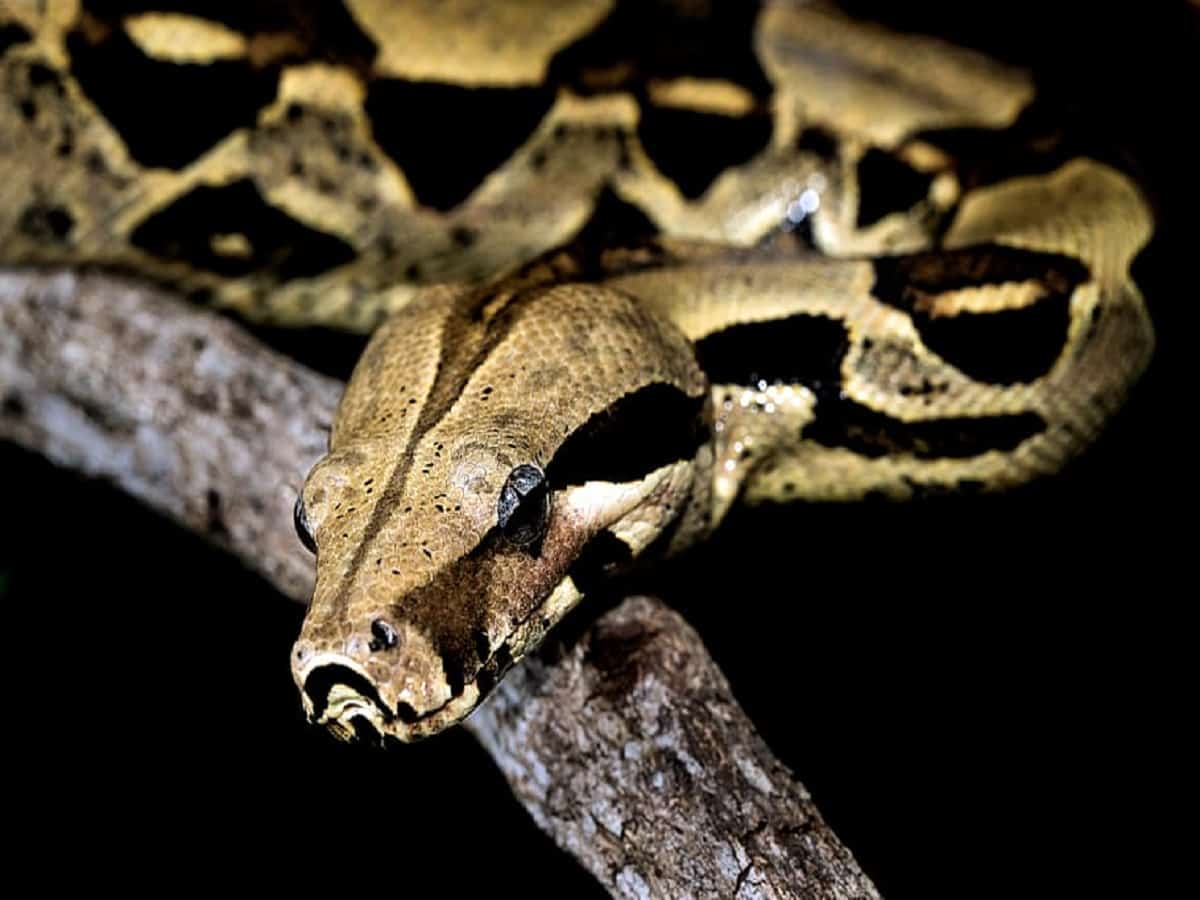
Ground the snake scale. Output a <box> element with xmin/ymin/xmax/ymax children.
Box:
<box><xmin>1</xmin><ymin>1</ymin><xmax>1155</xmax><ymax>743</ymax></box>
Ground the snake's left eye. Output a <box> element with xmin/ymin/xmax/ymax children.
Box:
<box><xmin>293</xmin><ymin>495</ymin><xmax>317</xmax><ymax>554</ymax></box>
<box><xmin>497</xmin><ymin>463</ymin><xmax>550</xmax><ymax>550</ymax></box>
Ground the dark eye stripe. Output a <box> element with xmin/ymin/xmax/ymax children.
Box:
<box><xmin>567</xmin><ymin>530</ymin><xmax>634</xmax><ymax>595</ymax></box>
<box><xmin>546</xmin><ymin>382</ymin><xmax>707</xmax><ymax>487</ymax></box>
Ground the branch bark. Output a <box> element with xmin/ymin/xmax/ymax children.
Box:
<box><xmin>0</xmin><ymin>269</ymin><xmax>879</xmax><ymax>899</ymax></box>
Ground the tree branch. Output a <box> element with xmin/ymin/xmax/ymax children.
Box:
<box><xmin>0</xmin><ymin>269</ymin><xmax>879</xmax><ymax>899</ymax></box>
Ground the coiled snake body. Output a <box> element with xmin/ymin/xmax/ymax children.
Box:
<box><xmin>0</xmin><ymin>1</ymin><xmax>1154</xmax><ymax>741</ymax></box>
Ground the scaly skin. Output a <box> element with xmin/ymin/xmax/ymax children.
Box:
<box><xmin>0</xmin><ymin>2</ymin><xmax>1155</xmax><ymax>740</ymax></box>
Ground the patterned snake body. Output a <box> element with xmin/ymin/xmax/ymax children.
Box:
<box><xmin>0</xmin><ymin>1</ymin><xmax>1154</xmax><ymax>740</ymax></box>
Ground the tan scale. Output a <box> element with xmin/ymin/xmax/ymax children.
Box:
<box><xmin>0</xmin><ymin>1</ymin><xmax>1156</xmax><ymax>740</ymax></box>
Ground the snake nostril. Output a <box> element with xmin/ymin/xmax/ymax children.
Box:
<box><xmin>368</xmin><ymin>618</ymin><xmax>398</xmax><ymax>651</ymax></box>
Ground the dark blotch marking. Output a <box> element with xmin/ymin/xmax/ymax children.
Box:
<box><xmin>568</xmin><ymin>185</ymin><xmax>659</xmax><ymax>253</ymax></box>
<box><xmin>796</xmin><ymin>127</ymin><xmax>839</xmax><ymax>159</ymax></box>
<box><xmin>701</xmin><ymin>311</ymin><xmax>1048</xmax><ymax>458</ymax></box>
<box><xmin>856</xmin><ymin>147</ymin><xmax>932</xmax><ymax>227</ymax></box>
<box><xmin>65</xmin><ymin>27</ymin><xmax>276</xmax><ymax>169</ymax></box>
<box><xmin>130</xmin><ymin>179</ymin><xmax>356</xmax><ymax>279</ymax></box>
<box><xmin>547</xmin><ymin>383</ymin><xmax>707</xmax><ymax>486</ymax></box>
<box><xmin>916</xmin><ymin>296</ymin><xmax>1072</xmax><ymax>384</ymax></box>
<box><xmin>568</xmin><ymin>531</ymin><xmax>634</xmax><ymax>596</ymax></box>
<box><xmin>872</xmin><ymin>245</ymin><xmax>1089</xmax><ymax>384</ymax></box>
<box><xmin>547</xmin><ymin>0</ymin><xmax>772</xmax><ymax>99</ymax></box>
<box><xmin>805</xmin><ymin>406</ymin><xmax>1047</xmax><ymax>460</ymax></box>
<box><xmin>0</xmin><ymin>22</ymin><xmax>32</xmax><ymax>56</ymax></box>
<box><xmin>366</xmin><ymin>80</ymin><xmax>553</xmax><ymax>211</ymax></box>
<box><xmin>696</xmin><ymin>313</ymin><xmax>848</xmax><ymax>391</ymax></box>
<box><xmin>638</xmin><ymin>106</ymin><xmax>771</xmax><ymax>199</ymax></box>
<box><xmin>18</xmin><ymin>204</ymin><xmax>74</xmax><ymax>244</ymax></box>
<box><xmin>84</xmin><ymin>0</ymin><xmax>378</xmax><ymax>69</ymax></box>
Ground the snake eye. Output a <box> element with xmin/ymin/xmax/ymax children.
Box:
<box><xmin>369</xmin><ymin>618</ymin><xmax>398</xmax><ymax>652</ymax></box>
<box><xmin>293</xmin><ymin>494</ymin><xmax>317</xmax><ymax>554</ymax></box>
<box><xmin>497</xmin><ymin>463</ymin><xmax>550</xmax><ymax>550</ymax></box>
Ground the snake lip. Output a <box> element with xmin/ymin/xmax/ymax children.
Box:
<box><xmin>301</xmin><ymin>659</ymin><xmax>395</xmax><ymax>730</ymax></box>
<box><xmin>294</xmin><ymin>649</ymin><xmax>476</xmax><ymax>742</ymax></box>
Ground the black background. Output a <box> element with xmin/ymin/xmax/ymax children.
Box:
<box><xmin>2</xmin><ymin>3</ymin><xmax>1193</xmax><ymax>896</ymax></box>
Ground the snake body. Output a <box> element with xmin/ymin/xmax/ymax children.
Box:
<box><xmin>0</xmin><ymin>1</ymin><xmax>1154</xmax><ymax>741</ymax></box>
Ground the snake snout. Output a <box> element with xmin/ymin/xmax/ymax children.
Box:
<box><xmin>297</xmin><ymin>662</ymin><xmax>399</xmax><ymax>742</ymax></box>
<box><xmin>291</xmin><ymin>613</ymin><xmax>462</xmax><ymax>742</ymax></box>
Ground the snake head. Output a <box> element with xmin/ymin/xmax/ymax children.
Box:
<box><xmin>290</xmin><ymin>282</ymin><xmax>710</xmax><ymax>742</ymax></box>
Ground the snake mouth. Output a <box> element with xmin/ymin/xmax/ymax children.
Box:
<box><xmin>302</xmin><ymin>663</ymin><xmax>417</xmax><ymax>743</ymax></box>
<box><xmin>298</xmin><ymin>655</ymin><xmax>485</xmax><ymax>743</ymax></box>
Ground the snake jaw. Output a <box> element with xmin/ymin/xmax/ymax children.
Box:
<box><xmin>292</xmin><ymin>615</ymin><xmax>458</xmax><ymax>743</ymax></box>
<box><xmin>296</xmin><ymin>658</ymin><xmax>486</xmax><ymax>744</ymax></box>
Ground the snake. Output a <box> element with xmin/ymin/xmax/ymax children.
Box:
<box><xmin>0</xmin><ymin>1</ymin><xmax>1154</xmax><ymax>743</ymax></box>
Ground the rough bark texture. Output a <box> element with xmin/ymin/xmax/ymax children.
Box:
<box><xmin>474</xmin><ymin>597</ymin><xmax>879</xmax><ymax>899</ymax></box>
<box><xmin>0</xmin><ymin>268</ymin><xmax>879</xmax><ymax>900</ymax></box>
<box><xmin>0</xmin><ymin>269</ymin><xmax>334</xmax><ymax>601</ymax></box>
